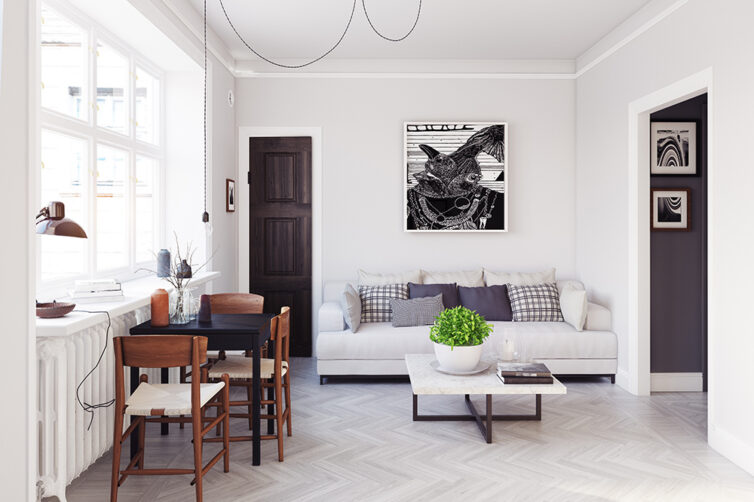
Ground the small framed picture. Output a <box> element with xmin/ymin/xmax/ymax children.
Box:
<box><xmin>651</xmin><ymin>121</ymin><xmax>697</xmax><ymax>175</ymax></box>
<box><xmin>226</xmin><ymin>179</ymin><xmax>235</xmax><ymax>212</ymax></box>
<box><xmin>651</xmin><ymin>188</ymin><xmax>690</xmax><ymax>231</ymax></box>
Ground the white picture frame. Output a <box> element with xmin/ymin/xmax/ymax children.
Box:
<box><xmin>651</xmin><ymin>121</ymin><xmax>697</xmax><ymax>175</ymax></box>
<box><xmin>404</xmin><ymin>122</ymin><xmax>508</xmax><ymax>232</ymax></box>
<box><xmin>651</xmin><ymin>188</ymin><xmax>690</xmax><ymax>231</ymax></box>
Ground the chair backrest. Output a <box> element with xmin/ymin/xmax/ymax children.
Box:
<box><xmin>270</xmin><ymin>307</ymin><xmax>291</xmax><ymax>377</ymax></box>
<box><xmin>210</xmin><ymin>293</ymin><xmax>264</xmax><ymax>314</ymax></box>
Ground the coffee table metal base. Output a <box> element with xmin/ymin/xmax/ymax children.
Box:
<box><xmin>412</xmin><ymin>393</ymin><xmax>542</xmax><ymax>443</ymax></box>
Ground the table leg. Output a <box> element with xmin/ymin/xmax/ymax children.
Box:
<box><xmin>161</xmin><ymin>367</ymin><xmax>169</xmax><ymax>435</ymax></box>
<box><xmin>267</xmin><ymin>386</ymin><xmax>275</xmax><ymax>434</ymax></box>
<box><xmin>130</xmin><ymin>366</ymin><xmax>139</xmax><ymax>458</ymax></box>
<box><xmin>485</xmin><ymin>394</ymin><xmax>492</xmax><ymax>443</ymax></box>
<box><xmin>252</xmin><ymin>335</ymin><xmax>261</xmax><ymax>466</ymax></box>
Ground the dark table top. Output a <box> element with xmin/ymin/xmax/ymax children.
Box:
<box><xmin>129</xmin><ymin>313</ymin><xmax>275</xmax><ymax>351</ymax></box>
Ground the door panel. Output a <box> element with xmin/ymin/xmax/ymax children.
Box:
<box><xmin>250</xmin><ymin>137</ymin><xmax>312</xmax><ymax>356</ymax></box>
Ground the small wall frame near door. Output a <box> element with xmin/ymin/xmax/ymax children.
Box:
<box><xmin>627</xmin><ymin>67</ymin><xmax>714</xmax><ymax>397</ymax></box>
<box><xmin>237</xmin><ymin>127</ymin><xmax>323</xmax><ymax>357</ymax></box>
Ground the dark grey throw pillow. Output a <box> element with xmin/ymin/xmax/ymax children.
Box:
<box><xmin>458</xmin><ymin>285</ymin><xmax>512</xmax><ymax>321</ymax></box>
<box><xmin>389</xmin><ymin>294</ymin><xmax>444</xmax><ymax>327</ymax></box>
<box><xmin>408</xmin><ymin>282</ymin><xmax>459</xmax><ymax>308</ymax></box>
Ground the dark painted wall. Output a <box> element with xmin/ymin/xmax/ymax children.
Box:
<box><xmin>650</xmin><ymin>94</ymin><xmax>707</xmax><ymax>384</ymax></box>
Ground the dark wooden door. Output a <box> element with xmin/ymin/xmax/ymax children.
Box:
<box><xmin>249</xmin><ymin>137</ymin><xmax>312</xmax><ymax>356</ymax></box>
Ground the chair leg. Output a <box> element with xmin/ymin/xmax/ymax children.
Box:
<box><xmin>222</xmin><ymin>376</ymin><xmax>230</xmax><ymax>472</ymax></box>
<box><xmin>138</xmin><ymin>416</ymin><xmax>146</xmax><ymax>469</ymax></box>
<box><xmin>193</xmin><ymin>403</ymin><xmax>203</xmax><ymax>502</ymax></box>
<box><xmin>110</xmin><ymin>410</ymin><xmax>124</xmax><ymax>502</ymax></box>
<box><xmin>180</xmin><ymin>367</ymin><xmax>187</xmax><ymax>429</ymax></box>
<box><xmin>246</xmin><ymin>381</ymin><xmax>254</xmax><ymax>430</ymax></box>
<box><xmin>284</xmin><ymin>373</ymin><xmax>292</xmax><ymax>437</ymax></box>
<box><xmin>275</xmin><ymin>375</ymin><xmax>284</xmax><ymax>462</ymax></box>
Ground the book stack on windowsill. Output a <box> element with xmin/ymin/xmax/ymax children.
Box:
<box><xmin>497</xmin><ymin>362</ymin><xmax>553</xmax><ymax>385</ymax></box>
<box><xmin>69</xmin><ymin>279</ymin><xmax>124</xmax><ymax>303</ymax></box>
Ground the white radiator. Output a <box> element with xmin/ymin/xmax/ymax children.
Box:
<box><xmin>36</xmin><ymin>306</ymin><xmax>174</xmax><ymax>502</ymax></box>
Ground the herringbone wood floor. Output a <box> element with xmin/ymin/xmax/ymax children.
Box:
<box><xmin>57</xmin><ymin>358</ymin><xmax>754</xmax><ymax>502</ymax></box>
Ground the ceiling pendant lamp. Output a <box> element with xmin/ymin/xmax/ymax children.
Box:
<box><xmin>202</xmin><ymin>0</ymin><xmax>212</xmax><ymax>234</ymax></box>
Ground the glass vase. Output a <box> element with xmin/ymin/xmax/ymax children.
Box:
<box><xmin>170</xmin><ymin>287</ymin><xmax>193</xmax><ymax>325</ymax></box>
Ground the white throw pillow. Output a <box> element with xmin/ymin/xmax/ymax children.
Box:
<box><xmin>422</xmin><ymin>269</ymin><xmax>484</xmax><ymax>287</ymax></box>
<box><xmin>559</xmin><ymin>285</ymin><xmax>588</xmax><ymax>331</ymax></box>
<box><xmin>358</xmin><ymin>269</ymin><xmax>421</xmax><ymax>286</ymax></box>
<box><xmin>484</xmin><ymin>268</ymin><xmax>556</xmax><ymax>286</ymax></box>
<box><xmin>340</xmin><ymin>283</ymin><xmax>361</xmax><ymax>333</ymax></box>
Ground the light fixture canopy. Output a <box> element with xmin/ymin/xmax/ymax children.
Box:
<box><xmin>36</xmin><ymin>201</ymin><xmax>87</xmax><ymax>238</ymax></box>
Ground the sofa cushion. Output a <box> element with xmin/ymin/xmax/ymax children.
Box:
<box><xmin>560</xmin><ymin>286</ymin><xmax>588</xmax><ymax>331</ymax></box>
<box><xmin>340</xmin><ymin>283</ymin><xmax>361</xmax><ymax>333</ymax></box>
<box><xmin>422</xmin><ymin>269</ymin><xmax>484</xmax><ymax>287</ymax></box>
<box><xmin>408</xmin><ymin>282</ymin><xmax>459</xmax><ymax>308</ymax></box>
<box><xmin>484</xmin><ymin>268</ymin><xmax>556</xmax><ymax>286</ymax></box>
<box><xmin>508</xmin><ymin>283</ymin><xmax>564</xmax><ymax>322</ymax></box>
<box><xmin>390</xmin><ymin>294</ymin><xmax>444</xmax><ymax>327</ymax></box>
<box><xmin>316</xmin><ymin>321</ymin><xmax>617</xmax><ymax>361</ymax></box>
<box><xmin>358</xmin><ymin>284</ymin><xmax>408</xmax><ymax>323</ymax></box>
<box><xmin>358</xmin><ymin>269</ymin><xmax>421</xmax><ymax>286</ymax></box>
<box><xmin>457</xmin><ymin>285</ymin><xmax>512</xmax><ymax>321</ymax></box>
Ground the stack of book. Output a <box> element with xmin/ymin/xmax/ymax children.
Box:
<box><xmin>496</xmin><ymin>362</ymin><xmax>553</xmax><ymax>384</ymax></box>
<box><xmin>69</xmin><ymin>279</ymin><xmax>124</xmax><ymax>303</ymax></box>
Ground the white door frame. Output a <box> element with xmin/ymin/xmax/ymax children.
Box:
<box><xmin>237</xmin><ymin>127</ymin><xmax>323</xmax><ymax>354</ymax></box>
<box><xmin>626</xmin><ymin>67</ymin><xmax>714</xmax><ymax>396</ymax></box>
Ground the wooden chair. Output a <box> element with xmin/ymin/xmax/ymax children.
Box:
<box><xmin>111</xmin><ymin>335</ymin><xmax>230</xmax><ymax>502</ymax></box>
<box><xmin>179</xmin><ymin>293</ymin><xmax>264</xmax><ymax>430</ymax></box>
<box><xmin>206</xmin><ymin>307</ymin><xmax>292</xmax><ymax>461</ymax></box>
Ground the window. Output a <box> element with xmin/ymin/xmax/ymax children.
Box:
<box><xmin>38</xmin><ymin>2</ymin><xmax>163</xmax><ymax>288</ymax></box>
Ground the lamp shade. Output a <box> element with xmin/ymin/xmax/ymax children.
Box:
<box><xmin>36</xmin><ymin>201</ymin><xmax>87</xmax><ymax>238</ymax></box>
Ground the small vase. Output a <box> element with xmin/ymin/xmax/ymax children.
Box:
<box><xmin>176</xmin><ymin>259</ymin><xmax>192</xmax><ymax>279</ymax></box>
<box><xmin>157</xmin><ymin>249</ymin><xmax>171</xmax><ymax>277</ymax></box>
<box><xmin>170</xmin><ymin>287</ymin><xmax>193</xmax><ymax>325</ymax></box>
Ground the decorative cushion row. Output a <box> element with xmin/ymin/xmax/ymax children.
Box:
<box><xmin>457</xmin><ymin>284</ymin><xmax>512</xmax><ymax>321</ymax></box>
<box><xmin>408</xmin><ymin>282</ymin><xmax>459</xmax><ymax>307</ymax></box>
<box><xmin>390</xmin><ymin>294</ymin><xmax>444</xmax><ymax>327</ymax></box>
<box><xmin>358</xmin><ymin>284</ymin><xmax>408</xmax><ymax>323</ymax></box>
<box><xmin>340</xmin><ymin>283</ymin><xmax>361</xmax><ymax>333</ymax></box>
<box><xmin>125</xmin><ymin>382</ymin><xmax>226</xmax><ymax>416</ymax></box>
<box><xmin>357</xmin><ymin>268</ymin><xmax>556</xmax><ymax>288</ymax></box>
<box><xmin>208</xmin><ymin>355</ymin><xmax>288</xmax><ymax>380</ymax></box>
<box><xmin>507</xmin><ymin>283</ymin><xmax>564</xmax><ymax>322</ymax></box>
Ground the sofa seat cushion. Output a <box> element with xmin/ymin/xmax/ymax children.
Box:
<box><xmin>317</xmin><ymin>322</ymin><xmax>434</xmax><ymax>360</ymax></box>
<box><xmin>317</xmin><ymin>320</ymin><xmax>617</xmax><ymax>361</ymax></box>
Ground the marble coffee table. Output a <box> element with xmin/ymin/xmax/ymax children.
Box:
<box><xmin>405</xmin><ymin>354</ymin><xmax>567</xmax><ymax>443</ymax></box>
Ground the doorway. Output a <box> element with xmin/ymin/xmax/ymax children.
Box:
<box><xmin>649</xmin><ymin>95</ymin><xmax>708</xmax><ymax>392</ymax></box>
<box><xmin>249</xmin><ymin>137</ymin><xmax>313</xmax><ymax>356</ymax></box>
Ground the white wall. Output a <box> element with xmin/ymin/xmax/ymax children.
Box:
<box><xmin>0</xmin><ymin>0</ymin><xmax>34</xmax><ymax>498</ymax></box>
<box><xmin>576</xmin><ymin>0</ymin><xmax>754</xmax><ymax>475</ymax></box>
<box><xmin>235</xmin><ymin>77</ymin><xmax>577</xmax><ymax>289</ymax></box>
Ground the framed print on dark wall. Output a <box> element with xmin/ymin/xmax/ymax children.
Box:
<box><xmin>651</xmin><ymin>188</ymin><xmax>690</xmax><ymax>231</ymax></box>
<box><xmin>651</xmin><ymin>121</ymin><xmax>697</xmax><ymax>175</ymax></box>
<box><xmin>226</xmin><ymin>178</ymin><xmax>235</xmax><ymax>212</ymax></box>
<box><xmin>404</xmin><ymin>122</ymin><xmax>508</xmax><ymax>232</ymax></box>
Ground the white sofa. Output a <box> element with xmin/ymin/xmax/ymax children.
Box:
<box><xmin>316</xmin><ymin>280</ymin><xmax>618</xmax><ymax>383</ymax></box>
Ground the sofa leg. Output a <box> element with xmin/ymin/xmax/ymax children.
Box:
<box><xmin>319</xmin><ymin>376</ymin><xmax>324</xmax><ymax>385</ymax></box>
<box><xmin>610</xmin><ymin>375</ymin><xmax>615</xmax><ymax>384</ymax></box>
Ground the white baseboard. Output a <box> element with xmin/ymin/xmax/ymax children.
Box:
<box><xmin>709</xmin><ymin>425</ymin><xmax>754</xmax><ymax>477</ymax></box>
<box><xmin>615</xmin><ymin>368</ymin><xmax>630</xmax><ymax>391</ymax></box>
<box><xmin>650</xmin><ymin>372</ymin><xmax>703</xmax><ymax>392</ymax></box>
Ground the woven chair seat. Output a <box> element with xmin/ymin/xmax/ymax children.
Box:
<box><xmin>125</xmin><ymin>382</ymin><xmax>225</xmax><ymax>416</ymax></box>
<box><xmin>208</xmin><ymin>355</ymin><xmax>288</xmax><ymax>379</ymax></box>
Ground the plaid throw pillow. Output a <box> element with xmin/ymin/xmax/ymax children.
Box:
<box><xmin>358</xmin><ymin>284</ymin><xmax>409</xmax><ymax>323</ymax></box>
<box><xmin>508</xmin><ymin>283</ymin><xmax>564</xmax><ymax>322</ymax></box>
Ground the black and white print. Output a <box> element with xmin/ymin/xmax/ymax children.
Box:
<box><xmin>652</xmin><ymin>188</ymin><xmax>690</xmax><ymax>231</ymax></box>
<box><xmin>651</xmin><ymin>122</ymin><xmax>697</xmax><ymax>175</ymax></box>
<box><xmin>404</xmin><ymin>122</ymin><xmax>508</xmax><ymax>232</ymax></box>
<box><xmin>226</xmin><ymin>178</ymin><xmax>235</xmax><ymax>212</ymax></box>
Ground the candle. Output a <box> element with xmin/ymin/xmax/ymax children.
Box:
<box><xmin>501</xmin><ymin>339</ymin><xmax>515</xmax><ymax>361</ymax></box>
<box><xmin>151</xmin><ymin>289</ymin><xmax>170</xmax><ymax>327</ymax></box>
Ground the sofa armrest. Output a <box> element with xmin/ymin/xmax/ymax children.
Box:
<box><xmin>319</xmin><ymin>302</ymin><xmax>345</xmax><ymax>333</ymax></box>
<box><xmin>585</xmin><ymin>302</ymin><xmax>611</xmax><ymax>331</ymax></box>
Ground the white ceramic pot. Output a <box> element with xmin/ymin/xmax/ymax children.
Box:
<box><xmin>433</xmin><ymin>342</ymin><xmax>483</xmax><ymax>372</ymax></box>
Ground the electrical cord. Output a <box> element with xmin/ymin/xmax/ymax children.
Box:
<box><xmin>73</xmin><ymin>310</ymin><xmax>114</xmax><ymax>430</ymax></box>
<box><xmin>362</xmin><ymin>0</ymin><xmax>421</xmax><ymax>42</ymax></box>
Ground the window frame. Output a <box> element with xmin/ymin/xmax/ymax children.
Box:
<box><xmin>38</xmin><ymin>0</ymin><xmax>166</xmax><ymax>294</ymax></box>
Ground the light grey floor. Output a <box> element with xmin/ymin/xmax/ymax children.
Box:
<box><xmin>60</xmin><ymin>357</ymin><xmax>754</xmax><ymax>502</ymax></box>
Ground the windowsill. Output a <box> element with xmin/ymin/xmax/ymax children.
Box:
<box><xmin>36</xmin><ymin>271</ymin><xmax>220</xmax><ymax>337</ymax></box>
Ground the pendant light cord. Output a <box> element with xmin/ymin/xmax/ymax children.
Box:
<box><xmin>218</xmin><ymin>0</ymin><xmax>358</xmax><ymax>69</ymax></box>
<box><xmin>362</xmin><ymin>0</ymin><xmax>421</xmax><ymax>42</ymax></box>
<box><xmin>203</xmin><ymin>0</ymin><xmax>208</xmax><ymax>218</ymax></box>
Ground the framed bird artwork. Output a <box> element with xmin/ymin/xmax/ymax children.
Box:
<box><xmin>404</xmin><ymin>122</ymin><xmax>508</xmax><ymax>232</ymax></box>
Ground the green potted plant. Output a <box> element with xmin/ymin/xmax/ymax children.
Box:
<box><xmin>429</xmin><ymin>306</ymin><xmax>493</xmax><ymax>372</ymax></box>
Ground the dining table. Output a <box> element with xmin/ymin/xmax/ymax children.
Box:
<box><xmin>128</xmin><ymin>312</ymin><xmax>275</xmax><ymax>466</ymax></box>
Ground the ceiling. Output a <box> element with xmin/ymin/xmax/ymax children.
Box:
<box><xmin>189</xmin><ymin>0</ymin><xmax>652</xmax><ymax>66</ymax></box>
